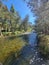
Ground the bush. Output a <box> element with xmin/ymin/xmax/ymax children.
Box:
<box><xmin>39</xmin><ymin>35</ymin><xmax>49</xmax><ymax>56</ymax></box>
<box><xmin>15</xmin><ymin>31</ymin><xmax>21</xmax><ymax>35</ymax></box>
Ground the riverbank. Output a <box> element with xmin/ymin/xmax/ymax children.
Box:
<box><xmin>0</xmin><ymin>36</ymin><xmax>26</xmax><ymax>64</ymax></box>
<box><xmin>38</xmin><ymin>34</ymin><xmax>49</xmax><ymax>58</ymax></box>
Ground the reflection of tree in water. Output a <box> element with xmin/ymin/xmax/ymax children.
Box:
<box><xmin>23</xmin><ymin>35</ymin><xmax>29</xmax><ymax>43</ymax></box>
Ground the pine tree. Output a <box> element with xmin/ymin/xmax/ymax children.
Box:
<box><xmin>10</xmin><ymin>5</ymin><xmax>15</xmax><ymax>13</ymax></box>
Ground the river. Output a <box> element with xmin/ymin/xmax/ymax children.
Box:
<box><xmin>12</xmin><ymin>32</ymin><xmax>49</xmax><ymax>65</ymax></box>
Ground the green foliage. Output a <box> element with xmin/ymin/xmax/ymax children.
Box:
<box><xmin>19</xmin><ymin>15</ymin><xmax>32</xmax><ymax>32</ymax></box>
<box><xmin>0</xmin><ymin>2</ymin><xmax>21</xmax><ymax>34</ymax></box>
<box><xmin>39</xmin><ymin>35</ymin><xmax>49</xmax><ymax>56</ymax></box>
<box><xmin>34</xmin><ymin>1</ymin><xmax>49</xmax><ymax>35</ymax></box>
<box><xmin>10</xmin><ymin>5</ymin><xmax>15</xmax><ymax>13</ymax></box>
<box><xmin>0</xmin><ymin>2</ymin><xmax>33</xmax><ymax>36</ymax></box>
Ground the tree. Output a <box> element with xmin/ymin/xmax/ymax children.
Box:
<box><xmin>10</xmin><ymin>5</ymin><xmax>15</xmax><ymax>13</ymax></box>
<box><xmin>0</xmin><ymin>2</ymin><xmax>21</xmax><ymax>35</ymax></box>
<box><xmin>19</xmin><ymin>15</ymin><xmax>29</xmax><ymax>32</ymax></box>
<box><xmin>10</xmin><ymin>5</ymin><xmax>21</xmax><ymax>33</ymax></box>
<box><xmin>23</xmin><ymin>0</ymin><xmax>49</xmax><ymax>34</ymax></box>
<box><xmin>23</xmin><ymin>0</ymin><xmax>48</xmax><ymax>16</ymax></box>
<box><xmin>36</xmin><ymin>1</ymin><xmax>49</xmax><ymax>34</ymax></box>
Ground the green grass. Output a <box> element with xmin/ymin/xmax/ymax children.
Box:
<box><xmin>39</xmin><ymin>35</ymin><xmax>49</xmax><ymax>56</ymax></box>
<box><xmin>0</xmin><ymin>36</ymin><xmax>26</xmax><ymax>63</ymax></box>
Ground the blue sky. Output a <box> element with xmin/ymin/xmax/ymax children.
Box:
<box><xmin>2</xmin><ymin>0</ymin><xmax>36</xmax><ymax>24</ymax></box>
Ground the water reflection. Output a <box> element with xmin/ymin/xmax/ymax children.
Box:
<box><xmin>13</xmin><ymin>32</ymin><xmax>49</xmax><ymax>65</ymax></box>
<box><xmin>29</xmin><ymin>32</ymin><xmax>37</xmax><ymax>46</ymax></box>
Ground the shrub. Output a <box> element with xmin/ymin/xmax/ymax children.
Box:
<box><xmin>39</xmin><ymin>35</ymin><xmax>49</xmax><ymax>56</ymax></box>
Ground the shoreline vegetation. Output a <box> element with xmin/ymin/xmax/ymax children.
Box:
<box><xmin>0</xmin><ymin>1</ymin><xmax>33</xmax><ymax>65</ymax></box>
<box><xmin>23</xmin><ymin>0</ymin><xmax>49</xmax><ymax>58</ymax></box>
<box><xmin>0</xmin><ymin>36</ymin><xmax>26</xmax><ymax>64</ymax></box>
<box><xmin>1</xmin><ymin>0</ymin><xmax>49</xmax><ymax>64</ymax></box>
<box><xmin>34</xmin><ymin>1</ymin><xmax>49</xmax><ymax>58</ymax></box>
<box><xmin>37</xmin><ymin>34</ymin><xmax>49</xmax><ymax>58</ymax></box>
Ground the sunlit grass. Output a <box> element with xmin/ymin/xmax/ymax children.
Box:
<box><xmin>0</xmin><ymin>37</ymin><xmax>26</xmax><ymax>63</ymax></box>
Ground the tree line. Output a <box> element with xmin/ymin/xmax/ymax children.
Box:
<box><xmin>0</xmin><ymin>1</ymin><xmax>33</xmax><ymax>36</ymax></box>
<box><xmin>23</xmin><ymin>0</ymin><xmax>49</xmax><ymax>35</ymax></box>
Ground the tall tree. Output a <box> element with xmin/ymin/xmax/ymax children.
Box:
<box><xmin>19</xmin><ymin>15</ymin><xmax>29</xmax><ymax>32</ymax></box>
<box><xmin>10</xmin><ymin>5</ymin><xmax>15</xmax><ymax>13</ymax></box>
<box><xmin>23</xmin><ymin>0</ymin><xmax>49</xmax><ymax>34</ymax></box>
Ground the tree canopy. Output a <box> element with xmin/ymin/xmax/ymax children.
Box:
<box><xmin>23</xmin><ymin>0</ymin><xmax>49</xmax><ymax>34</ymax></box>
<box><xmin>0</xmin><ymin>1</ymin><xmax>33</xmax><ymax>36</ymax></box>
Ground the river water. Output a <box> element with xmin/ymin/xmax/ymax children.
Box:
<box><xmin>12</xmin><ymin>32</ymin><xmax>49</xmax><ymax>65</ymax></box>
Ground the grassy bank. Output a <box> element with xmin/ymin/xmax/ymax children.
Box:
<box><xmin>38</xmin><ymin>34</ymin><xmax>49</xmax><ymax>58</ymax></box>
<box><xmin>0</xmin><ymin>36</ymin><xmax>26</xmax><ymax>64</ymax></box>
